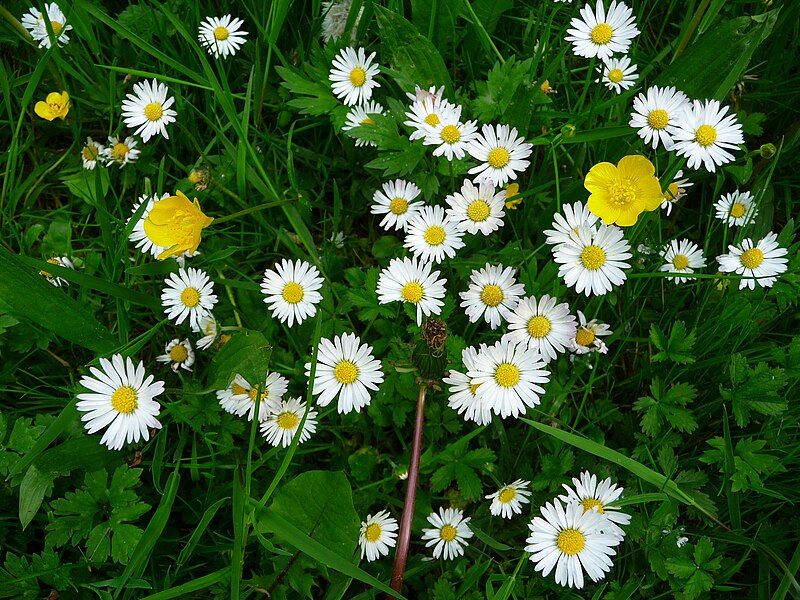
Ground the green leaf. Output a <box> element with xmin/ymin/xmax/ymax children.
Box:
<box><xmin>276</xmin><ymin>65</ymin><xmax>340</xmax><ymax>116</ymax></box>
<box><xmin>207</xmin><ymin>330</ymin><xmax>272</xmax><ymax>390</ymax></box>
<box><xmin>650</xmin><ymin>321</ymin><xmax>696</xmax><ymax>364</ymax></box>
<box><xmin>18</xmin><ymin>465</ymin><xmax>51</xmax><ymax>529</ymax></box>
<box><xmin>633</xmin><ymin>379</ymin><xmax>697</xmax><ymax>437</ymax></box>
<box><xmin>722</xmin><ymin>354</ymin><xmax>788</xmax><ymax>427</ymax></box>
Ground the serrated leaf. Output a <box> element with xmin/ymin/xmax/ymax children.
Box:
<box><xmin>207</xmin><ymin>330</ymin><xmax>272</xmax><ymax>390</ymax></box>
<box><xmin>651</xmin><ymin>321</ymin><xmax>696</xmax><ymax>364</ymax></box>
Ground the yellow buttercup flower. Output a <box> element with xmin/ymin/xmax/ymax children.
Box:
<box><xmin>584</xmin><ymin>155</ymin><xmax>662</xmax><ymax>227</ymax></box>
<box><xmin>504</xmin><ymin>183</ymin><xmax>523</xmax><ymax>210</ymax></box>
<box><xmin>34</xmin><ymin>91</ymin><xmax>70</xmax><ymax>121</ymax></box>
<box><xmin>143</xmin><ymin>190</ymin><xmax>213</xmax><ymax>260</ymax></box>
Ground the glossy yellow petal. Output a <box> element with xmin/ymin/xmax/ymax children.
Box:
<box><xmin>144</xmin><ymin>192</ymin><xmax>213</xmax><ymax>260</ymax></box>
<box><xmin>587</xmin><ymin>194</ymin><xmax>620</xmax><ymax>225</ymax></box>
<box><xmin>617</xmin><ymin>155</ymin><xmax>655</xmax><ymax>180</ymax></box>
<box><xmin>584</xmin><ymin>162</ymin><xmax>618</xmax><ymax>194</ymax></box>
<box><xmin>45</xmin><ymin>92</ymin><xmax>63</xmax><ymax>105</ymax></box>
<box><xmin>34</xmin><ymin>102</ymin><xmax>55</xmax><ymax>121</ymax></box>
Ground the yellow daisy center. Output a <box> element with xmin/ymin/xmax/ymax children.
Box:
<box><xmin>424</xmin><ymin>225</ymin><xmax>446</xmax><ymax>246</ymax></box>
<box><xmin>466</xmin><ymin>200</ymin><xmax>491</xmax><ymax>222</ymax></box>
<box><xmin>144</xmin><ymin>102</ymin><xmax>163</xmax><ymax>122</ymax></box>
<box><xmin>498</xmin><ymin>487</ymin><xmax>517</xmax><ymax>504</ymax></box>
<box><xmin>213</xmin><ymin>25</ymin><xmax>229</xmax><ymax>41</ymax></box>
<box><xmin>361</xmin><ymin>116</ymin><xmax>375</xmax><ymax>125</ymax></box>
<box><xmin>169</xmin><ymin>344</ymin><xmax>189</xmax><ymax>362</ymax></box>
<box><xmin>575</xmin><ymin>327</ymin><xmax>596</xmax><ymax>347</ymax></box>
<box><xmin>349</xmin><ymin>67</ymin><xmax>367</xmax><ymax>87</ymax></box>
<box><xmin>111</xmin><ymin>143</ymin><xmax>129</xmax><ymax>161</ymax></box>
<box><xmin>609</xmin><ymin>181</ymin><xmax>636</xmax><ymax>206</ymax></box>
<box><xmin>695</xmin><ymin>124</ymin><xmax>718</xmax><ymax>147</ymax></box>
<box><xmin>527</xmin><ymin>315</ymin><xmax>552</xmax><ymax>338</ymax></box>
<box><xmin>248</xmin><ymin>386</ymin><xmax>264</xmax><ymax>402</ymax></box>
<box><xmin>740</xmin><ymin>248</ymin><xmax>764</xmax><ymax>269</ymax></box>
<box><xmin>231</xmin><ymin>383</ymin><xmax>248</xmax><ymax>395</ymax></box>
<box><xmin>607</xmin><ymin>68</ymin><xmax>624</xmax><ymax>84</ymax></box>
<box><xmin>487</xmin><ymin>147</ymin><xmax>510</xmax><ymax>169</ymax></box>
<box><xmin>276</xmin><ymin>411</ymin><xmax>300</xmax><ymax>430</ymax></box>
<box><xmin>333</xmin><ymin>360</ymin><xmax>359</xmax><ymax>385</ymax></box>
<box><xmin>672</xmin><ymin>254</ymin><xmax>689</xmax><ymax>270</ymax></box>
<box><xmin>389</xmin><ymin>197</ymin><xmax>408</xmax><ymax>215</ymax></box>
<box><xmin>469</xmin><ymin>381</ymin><xmax>481</xmax><ymax>395</ymax></box>
<box><xmin>647</xmin><ymin>109</ymin><xmax>669</xmax><ymax>130</ymax></box>
<box><xmin>364</xmin><ymin>523</ymin><xmax>382</xmax><ymax>543</ymax></box>
<box><xmin>556</xmin><ymin>528</ymin><xmax>586</xmax><ymax>555</ymax></box>
<box><xmin>480</xmin><ymin>284</ymin><xmax>504</xmax><ymax>307</ymax></box>
<box><xmin>401</xmin><ymin>281</ymin><xmax>424</xmax><ymax>303</ymax></box>
<box><xmin>439</xmin><ymin>524</ymin><xmax>457</xmax><ymax>542</ymax></box>
<box><xmin>82</xmin><ymin>145</ymin><xmax>99</xmax><ymax>161</ymax></box>
<box><xmin>424</xmin><ymin>113</ymin><xmax>440</xmax><ymax>127</ymax></box>
<box><xmin>581</xmin><ymin>245</ymin><xmax>606</xmax><ymax>270</ymax></box>
<box><xmin>111</xmin><ymin>386</ymin><xmax>138</xmax><ymax>414</ymax></box>
<box><xmin>730</xmin><ymin>203</ymin><xmax>746</xmax><ymax>218</ymax></box>
<box><xmin>494</xmin><ymin>363</ymin><xmax>521</xmax><ymax>388</ymax></box>
<box><xmin>50</xmin><ymin>20</ymin><xmax>63</xmax><ymax>35</ymax></box>
<box><xmin>282</xmin><ymin>282</ymin><xmax>305</xmax><ymax>304</ymax></box>
<box><xmin>663</xmin><ymin>182</ymin><xmax>680</xmax><ymax>201</ymax></box>
<box><xmin>440</xmin><ymin>124</ymin><xmax>461</xmax><ymax>144</ymax></box>
<box><xmin>590</xmin><ymin>23</ymin><xmax>613</xmax><ymax>45</ymax></box>
<box><xmin>180</xmin><ymin>287</ymin><xmax>201</xmax><ymax>307</ymax></box>
<box><xmin>581</xmin><ymin>498</ymin><xmax>606</xmax><ymax>514</ymax></box>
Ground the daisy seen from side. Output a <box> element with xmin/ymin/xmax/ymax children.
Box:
<box><xmin>565</xmin><ymin>0</ymin><xmax>640</xmax><ymax>60</ymax></box>
<box><xmin>716</xmin><ymin>232</ymin><xmax>788</xmax><ymax>290</ymax></box>
<box><xmin>329</xmin><ymin>47</ymin><xmax>380</xmax><ymax>106</ymax></box>
<box><xmin>714</xmin><ymin>190</ymin><xmax>758</xmax><ymax>227</ymax></box>
<box><xmin>81</xmin><ymin>137</ymin><xmax>104</xmax><ymax>170</ymax></box>
<box><xmin>443</xmin><ymin>345</ymin><xmax>493</xmax><ymax>426</ymax></box>
<box><xmin>467</xmin><ymin>124</ymin><xmax>533</xmax><ymax>186</ymax></box>
<box><xmin>629</xmin><ymin>85</ymin><xmax>689</xmax><ymax>150</ymax></box>
<box><xmin>554</xmin><ymin>226</ymin><xmax>632</xmax><ymax>297</ymax></box>
<box><xmin>260</xmin><ymin>259</ymin><xmax>324</xmax><ymax>328</ymax></box>
<box><xmin>261</xmin><ymin>397</ymin><xmax>317</xmax><ymax>447</ymax></box>
<box><xmin>121</xmin><ymin>79</ymin><xmax>177</xmax><ymax>143</ymax></box>
<box><xmin>659</xmin><ymin>239</ymin><xmax>706</xmax><ymax>284</ymax></box>
<box><xmin>660</xmin><ymin>170</ymin><xmax>692</xmax><ymax>216</ymax></box>
<box><xmin>559</xmin><ymin>471</ymin><xmax>632</xmax><ymax>541</ymax></box>
<box><xmin>196</xmin><ymin>314</ymin><xmax>219</xmax><ymax>350</ymax></box>
<box><xmin>487</xmin><ymin>479</ymin><xmax>532</xmax><ymax>519</ymax></box>
<box><xmin>421</xmin><ymin>507</ymin><xmax>474</xmax><ymax>560</ymax></box>
<box><xmin>156</xmin><ymin>338</ymin><xmax>195</xmax><ymax>372</ymax></box>
<box><xmin>161</xmin><ymin>267</ymin><xmax>218</xmax><ymax>331</ymax></box>
<box><xmin>671</xmin><ymin>99</ymin><xmax>744</xmax><ymax>172</ymax></box>
<box><xmin>371</xmin><ymin>179</ymin><xmax>424</xmax><ymax>231</ymax></box>
<box><xmin>404</xmin><ymin>205</ymin><xmax>465</xmax><ymax>263</ymax></box>
<box><xmin>217</xmin><ymin>372</ymin><xmax>289</xmax><ymax>422</ymax></box>
<box><xmin>358</xmin><ymin>510</ymin><xmax>399</xmax><ymax>562</ymax></box>
<box><xmin>39</xmin><ymin>256</ymin><xmax>74</xmax><ymax>287</ymax></box>
<box><xmin>503</xmin><ymin>295</ymin><xmax>577</xmax><ymax>362</ymax></box>
<box><xmin>198</xmin><ymin>15</ymin><xmax>248</xmax><ymax>58</ymax></box>
<box><xmin>570</xmin><ymin>311</ymin><xmax>612</xmax><ymax>355</ymax></box>
<box><xmin>459</xmin><ymin>263</ymin><xmax>525</xmax><ymax>329</ymax></box>
<box><xmin>543</xmin><ymin>201</ymin><xmax>599</xmax><ymax>249</ymax></box>
<box><xmin>376</xmin><ymin>256</ymin><xmax>447</xmax><ymax>326</ymax></box>
<box><xmin>445</xmin><ymin>179</ymin><xmax>506</xmax><ymax>236</ymax></box>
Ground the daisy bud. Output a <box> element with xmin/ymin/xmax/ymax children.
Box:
<box><xmin>759</xmin><ymin>143</ymin><xmax>776</xmax><ymax>159</ymax></box>
<box><xmin>561</xmin><ymin>123</ymin><xmax>576</xmax><ymax>138</ymax></box>
<box><xmin>414</xmin><ymin>319</ymin><xmax>448</xmax><ymax>380</ymax></box>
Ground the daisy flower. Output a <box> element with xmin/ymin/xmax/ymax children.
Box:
<box><xmin>260</xmin><ymin>397</ymin><xmax>318</xmax><ymax>447</ymax></box>
<box><xmin>421</xmin><ymin>507</ymin><xmax>474</xmax><ymax>560</ymax></box>
<box><xmin>81</xmin><ymin>137</ymin><xmax>104</xmax><ymax>170</ymax></box>
<box><xmin>659</xmin><ymin>239</ymin><xmax>706</xmax><ymax>284</ymax></box>
<box><xmin>525</xmin><ymin>498</ymin><xmax>619</xmax><ymax>589</ymax></box>
<box><xmin>376</xmin><ymin>256</ymin><xmax>447</xmax><ymax>326</ymax></box>
<box><xmin>629</xmin><ymin>86</ymin><xmax>689</xmax><ymax>150</ymax></box>
<box><xmin>128</xmin><ymin>193</ymin><xmax>170</xmax><ymax>258</ymax></box>
<box><xmin>445</xmin><ymin>179</ymin><xmax>506</xmax><ymax>236</ymax></box>
<box><xmin>21</xmin><ymin>3</ymin><xmax>72</xmax><ymax>48</ymax></box>
<box><xmin>503</xmin><ymin>295</ymin><xmax>577</xmax><ymax>362</ymax></box>
<box><xmin>156</xmin><ymin>338</ymin><xmax>195</xmax><ymax>372</ymax></box>
<box><xmin>161</xmin><ymin>267</ymin><xmax>218</xmax><ymax>331</ymax></box>
<box><xmin>371</xmin><ymin>179</ymin><xmax>424</xmax><ymax>231</ymax></box>
<box><xmin>570</xmin><ymin>311</ymin><xmax>612</xmax><ymax>355</ymax></box>
<box><xmin>321</xmin><ymin>0</ymin><xmax>362</xmax><ymax>43</ymax></box>
<box><xmin>660</xmin><ymin>170</ymin><xmax>692</xmax><ymax>216</ymax></box>
<box><xmin>102</xmin><ymin>136</ymin><xmax>140</xmax><ymax>168</ymax></box>
<box><xmin>486</xmin><ymin>479</ymin><xmax>532</xmax><ymax>519</ymax></box>
<box><xmin>584</xmin><ymin>155</ymin><xmax>662</xmax><ymax>227</ymax></box>
<box><xmin>714</xmin><ymin>190</ymin><xmax>758</xmax><ymax>227</ymax></box>
<box><xmin>468</xmin><ymin>339</ymin><xmax>550</xmax><ymax>419</ymax></box>
<box><xmin>76</xmin><ymin>354</ymin><xmax>164</xmax><ymax>451</ymax></box>
<box><xmin>260</xmin><ymin>259</ymin><xmax>324</xmax><ymax>328</ymax></box>
<box><xmin>543</xmin><ymin>201</ymin><xmax>599</xmax><ymax>249</ymax></box>
<box><xmin>459</xmin><ymin>263</ymin><xmax>525</xmax><ymax>329</ymax></box>
<box><xmin>404</xmin><ymin>205</ymin><xmax>465</xmax><ymax>263</ymax></box>
<box><xmin>467</xmin><ymin>124</ymin><xmax>533</xmax><ymax>186</ymax></box>
<box><xmin>565</xmin><ymin>1</ymin><xmax>640</xmax><ymax>60</ymax></box>
<box><xmin>559</xmin><ymin>471</ymin><xmax>631</xmax><ymax>540</ymax></box>
<box><xmin>671</xmin><ymin>99</ymin><xmax>745</xmax><ymax>172</ymax></box>
<box><xmin>196</xmin><ymin>314</ymin><xmax>219</xmax><ymax>350</ymax></box>
<box><xmin>198</xmin><ymin>15</ymin><xmax>248</xmax><ymax>58</ymax></box>
<box><xmin>329</xmin><ymin>47</ymin><xmax>380</xmax><ymax>106</ymax></box>
<box><xmin>306</xmin><ymin>333</ymin><xmax>384</xmax><ymax>414</ymax></box>
<box><xmin>717</xmin><ymin>232</ymin><xmax>788</xmax><ymax>290</ymax></box>
<box><xmin>342</xmin><ymin>100</ymin><xmax>385</xmax><ymax>147</ymax></box>
<box><xmin>39</xmin><ymin>256</ymin><xmax>74</xmax><ymax>287</ymax></box>
<box><xmin>421</xmin><ymin>103</ymin><xmax>478</xmax><ymax>161</ymax></box>
<box><xmin>554</xmin><ymin>226</ymin><xmax>632</xmax><ymax>296</ymax></box>
<box><xmin>597</xmin><ymin>56</ymin><xmax>637</xmax><ymax>93</ymax></box>
<box><xmin>443</xmin><ymin>345</ymin><xmax>493</xmax><ymax>426</ymax></box>
<box><xmin>358</xmin><ymin>510</ymin><xmax>399</xmax><ymax>562</ymax></box>
<box><xmin>404</xmin><ymin>90</ymin><xmax>453</xmax><ymax>141</ymax></box>
<box><xmin>120</xmin><ymin>79</ymin><xmax>177</xmax><ymax>143</ymax></box>
<box><xmin>216</xmin><ymin>372</ymin><xmax>289</xmax><ymax>422</ymax></box>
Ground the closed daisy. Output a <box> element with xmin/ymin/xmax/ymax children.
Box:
<box><xmin>570</xmin><ymin>311</ymin><xmax>612</xmax><ymax>355</ymax></box>
<box><xmin>445</xmin><ymin>179</ymin><xmax>506</xmax><ymax>236</ymax></box>
<box><xmin>39</xmin><ymin>256</ymin><xmax>74</xmax><ymax>287</ymax></box>
<box><xmin>81</xmin><ymin>137</ymin><xmax>104</xmax><ymax>170</ymax></box>
<box><xmin>467</xmin><ymin>124</ymin><xmax>533</xmax><ymax>186</ymax></box>
<box><xmin>660</xmin><ymin>239</ymin><xmax>706</xmax><ymax>284</ymax></box>
<box><xmin>468</xmin><ymin>339</ymin><xmax>550</xmax><ymax>419</ymax></box>
<box><xmin>584</xmin><ymin>155</ymin><xmax>663</xmax><ymax>226</ymax></box>
<box><xmin>404</xmin><ymin>205</ymin><xmax>465</xmax><ymax>263</ymax></box>
<box><xmin>671</xmin><ymin>99</ymin><xmax>744</xmax><ymax>172</ymax></box>
<box><xmin>196</xmin><ymin>314</ymin><xmax>219</xmax><ymax>350</ymax></box>
<box><xmin>161</xmin><ymin>267</ymin><xmax>218</xmax><ymax>331</ymax></box>
<box><xmin>559</xmin><ymin>471</ymin><xmax>631</xmax><ymax>540</ymax></box>
<box><xmin>376</xmin><ymin>256</ymin><xmax>447</xmax><ymax>326</ymax></box>
<box><xmin>156</xmin><ymin>338</ymin><xmax>195</xmax><ymax>372</ymax></box>
<box><xmin>128</xmin><ymin>193</ymin><xmax>170</xmax><ymax>258</ymax></box>
<box><xmin>660</xmin><ymin>170</ymin><xmax>692</xmax><ymax>215</ymax></box>
<box><xmin>76</xmin><ymin>354</ymin><xmax>164</xmax><ymax>451</ymax></box>
<box><xmin>358</xmin><ymin>510</ymin><xmax>398</xmax><ymax>562</ymax></box>
<box><xmin>443</xmin><ymin>345</ymin><xmax>493</xmax><ymax>426</ymax></box>
<box><xmin>342</xmin><ymin>100</ymin><xmax>385</xmax><ymax>147</ymax></box>
<box><xmin>121</xmin><ymin>79</ymin><xmax>177</xmax><ymax>143</ymax></box>
<box><xmin>22</xmin><ymin>3</ymin><xmax>71</xmax><ymax>48</ymax></box>
<box><xmin>329</xmin><ymin>47</ymin><xmax>380</xmax><ymax>106</ymax></box>
<box><xmin>421</xmin><ymin>103</ymin><xmax>478</xmax><ymax>161</ymax></box>
<box><xmin>459</xmin><ymin>263</ymin><xmax>525</xmax><ymax>329</ymax></box>
<box><xmin>717</xmin><ymin>232</ymin><xmax>788</xmax><ymax>290</ymax></box>
<box><xmin>371</xmin><ymin>179</ymin><xmax>423</xmax><ymax>231</ymax></box>
<box><xmin>306</xmin><ymin>333</ymin><xmax>384</xmax><ymax>414</ymax></box>
<box><xmin>404</xmin><ymin>88</ymin><xmax>454</xmax><ymax>141</ymax></box>
<box><xmin>260</xmin><ymin>259</ymin><xmax>324</xmax><ymax>327</ymax></box>
<box><xmin>714</xmin><ymin>190</ymin><xmax>758</xmax><ymax>227</ymax></box>
<box><xmin>103</xmin><ymin>136</ymin><xmax>140</xmax><ymax>168</ymax></box>
<box><xmin>543</xmin><ymin>201</ymin><xmax>599</xmax><ymax>249</ymax></box>
<box><xmin>503</xmin><ymin>295</ymin><xmax>577</xmax><ymax>362</ymax></box>
<box><xmin>525</xmin><ymin>498</ymin><xmax>619</xmax><ymax>589</ymax></box>
<box><xmin>421</xmin><ymin>507</ymin><xmax>474</xmax><ymax>560</ymax></box>
<box><xmin>198</xmin><ymin>15</ymin><xmax>248</xmax><ymax>58</ymax></box>
<box><xmin>565</xmin><ymin>1</ymin><xmax>640</xmax><ymax>60</ymax></box>
<box><xmin>486</xmin><ymin>479</ymin><xmax>532</xmax><ymax>519</ymax></box>
<box><xmin>629</xmin><ymin>86</ymin><xmax>689</xmax><ymax>150</ymax></box>
<box><xmin>261</xmin><ymin>397</ymin><xmax>317</xmax><ymax>447</ymax></box>
<box><xmin>597</xmin><ymin>56</ymin><xmax>637</xmax><ymax>93</ymax></box>
<box><xmin>216</xmin><ymin>372</ymin><xmax>289</xmax><ymax>422</ymax></box>
<box><xmin>554</xmin><ymin>226</ymin><xmax>632</xmax><ymax>296</ymax></box>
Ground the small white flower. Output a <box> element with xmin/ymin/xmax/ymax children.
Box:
<box><xmin>659</xmin><ymin>239</ymin><xmax>706</xmax><ymax>284</ymax></box>
<box><xmin>216</xmin><ymin>372</ymin><xmax>289</xmax><ymax>422</ymax></box>
<box><xmin>553</xmin><ymin>226</ymin><xmax>632</xmax><ymax>296</ymax></box>
<box><xmin>443</xmin><ymin>345</ymin><xmax>493</xmax><ymax>426</ymax></box>
<box><xmin>39</xmin><ymin>256</ymin><xmax>74</xmax><ymax>287</ymax></box>
<box><xmin>358</xmin><ymin>510</ymin><xmax>399</xmax><ymax>562</ymax></box>
<box><xmin>261</xmin><ymin>259</ymin><xmax>324</xmax><ymax>328</ymax></box>
<box><xmin>371</xmin><ymin>179</ymin><xmax>424</xmax><ymax>231</ymax></box>
<box><xmin>671</xmin><ymin>99</ymin><xmax>744</xmax><ymax>172</ymax></box>
<box><xmin>565</xmin><ymin>0</ymin><xmax>640</xmax><ymax>60</ymax></box>
<box><xmin>543</xmin><ymin>201</ymin><xmax>599</xmax><ymax>249</ymax></box>
<box><xmin>198</xmin><ymin>15</ymin><xmax>248</xmax><ymax>58</ymax></box>
<box><xmin>660</xmin><ymin>170</ymin><xmax>692</xmax><ymax>215</ymax></box>
<box><xmin>445</xmin><ymin>179</ymin><xmax>505</xmax><ymax>236</ymax></box>
<box><xmin>676</xmin><ymin>536</ymin><xmax>689</xmax><ymax>548</ymax></box>
<box><xmin>156</xmin><ymin>338</ymin><xmax>195</xmax><ymax>372</ymax></box>
<box><xmin>306</xmin><ymin>333</ymin><xmax>384</xmax><ymax>414</ymax></box>
<box><xmin>196</xmin><ymin>314</ymin><xmax>219</xmax><ymax>350</ymax></box>
<box><xmin>486</xmin><ymin>479</ymin><xmax>532</xmax><ymax>519</ymax></box>
<box><xmin>376</xmin><ymin>256</ymin><xmax>447</xmax><ymax>326</ymax></box>
<box><xmin>597</xmin><ymin>56</ymin><xmax>637</xmax><ymax>93</ymax></box>
<box><xmin>161</xmin><ymin>267</ymin><xmax>218</xmax><ymax>331</ymax></box>
<box><xmin>421</xmin><ymin>507</ymin><xmax>474</xmax><ymax>560</ymax></box>
<box><xmin>329</xmin><ymin>47</ymin><xmax>380</xmax><ymax>106</ymax></box>
<box><xmin>467</xmin><ymin>124</ymin><xmax>532</xmax><ymax>186</ymax></box>
<box><xmin>81</xmin><ymin>137</ymin><xmax>104</xmax><ymax>170</ymax></box>
<box><xmin>503</xmin><ymin>295</ymin><xmax>577</xmax><ymax>362</ymax></box>
<box><xmin>559</xmin><ymin>471</ymin><xmax>631</xmax><ymax>541</ymax></box>
<box><xmin>459</xmin><ymin>263</ymin><xmax>525</xmax><ymax>329</ymax></box>
<box><xmin>420</xmin><ymin>103</ymin><xmax>478</xmax><ymax>161</ymax></box>
<box><xmin>717</xmin><ymin>232</ymin><xmax>788</xmax><ymax>290</ymax></box>
<box><xmin>102</xmin><ymin>136</ymin><xmax>140</xmax><ymax>168</ymax></box>
<box><xmin>76</xmin><ymin>354</ymin><xmax>164</xmax><ymax>451</ymax></box>
<box><xmin>260</xmin><ymin>397</ymin><xmax>317</xmax><ymax>447</ymax></box>
<box><xmin>714</xmin><ymin>190</ymin><xmax>758</xmax><ymax>227</ymax></box>
<box><xmin>629</xmin><ymin>86</ymin><xmax>689</xmax><ymax>150</ymax></box>
<box><xmin>21</xmin><ymin>3</ymin><xmax>72</xmax><ymax>48</ymax></box>
<box><xmin>404</xmin><ymin>205</ymin><xmax>465</xmax><ymax>263</ymax></box>
<box><xmin>121</xmin><ymin>79</ymin><xmax>177</xmax><ymax>143</ymax></box>
<box><xmin>404</xmin><ymin>88</ymin><xmax>454</xmax><ymax>141</ymax></box>
<box><xmin>570</xmin><ymin>311</ymin><xmax>612</xmax><ymax>355</ymax></box>
<box><xmin>342</xmin><ymin>100</ymin><xmax>385</xmax><ymax>147</ymax></box>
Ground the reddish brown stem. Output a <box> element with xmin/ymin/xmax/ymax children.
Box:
<box><xmin>389</xmin><ymin>384</ymin><xmax>427</xmax><ymax>597</ymax></box>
